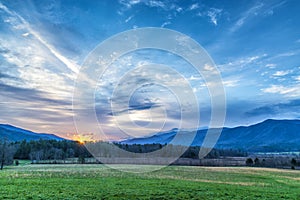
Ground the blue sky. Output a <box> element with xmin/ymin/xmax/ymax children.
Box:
<box><xmin>0</xmin><ymin>0</ymin><xmax>299</xmax><ymax>140</ymax></box>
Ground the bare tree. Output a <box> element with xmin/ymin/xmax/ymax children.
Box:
<box><xmin>29</xmin><ymin>150</ymin><xmax>44</xmax><ymax>162</ymax></box>
<box><xmin>0</xmin><ymin>140</ymin><xmax>16</xmax><ymax>170</ymax></box>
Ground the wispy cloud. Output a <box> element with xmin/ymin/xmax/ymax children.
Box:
<box><xmin>0</xmin><ymin>2</ymin><xmax>80</xmax><ymax>134</ymax></box>
<box><xmin>118</xmin><ymin>0</ymin><xmax>141</xmax><ymax>9</ymax></box>
<box><xmin>161</xmin><ymin>21</ymin><xmax>171</xmax><ymax>28</ymax></box>
<box><xmin>119</xmin><ymin>0</ymin><xmax>166</xmax><ymax>10</ymax></box>
<box><xmin>118</xmin><ymin>0</ymin><xmax>182</xmax><ymax>15</ymax></box>
<box><xmin>125</xmin><ymin>15</ymin><xmax>134</xmax><ymax>23</ymax></box>
<box><xmin>0</xmin><ymin>2</ymin><xmax>79</xmax><ymax>74</ymax></box>
<box><xmin>265</xmin><ymin>63</ymin><xmax>276</xmax><ymax>68</ymax></box>
<box><xmin>246</xmin><ymin>99</ymin><xmax>300</xmax><ymax>118</ymax></box>
<box><xmin>262</xmin><ymin>84</ymin><xmax>300</xmax><ymax>97</ymax></box>
<box><xmin>218</xmin><ymin>54</ymin><xmax>266</xmax><ymax>73</ymax></box>
<box><xmin>295</xmin><ymin>76</ymin><xmax>300</xmax><ymax>82</ymax></box>
<box><xmin>273</xmin><ymin>70</ymin><xmax>291</xmax><ymax>77</ymax></box>
<box><xmin>230</xmin><ymin>3</ymin><xmax>264</xmax><ymax>32</ymax></box>
<box><xmin>262</xmin><ymin>1</ymin><xmax>287</xmax><ymax>16</ymax></box>
<box><xmin>196</xmin><ymin>7</ymin><xmax>223</xmax><ymax>26</ymax></box>
<box><xmin>0</xmin><ymin>0</ymin><xmax>299</xmax><ymax>137</ymax></box>
<box><xmin>207</xmin><ymin>8</ymin><xmax>222</xmax><ymax>26</ymax></box>
<box><xmin>0</xmin><ymin>4</ymin><xmax>75</xmax><ymax>101</ymax></box>
<box><xmin>230</xmin><ymin>1</ymin><xmax>287</xmax><ymax>33</ymax></box>
<box><xmin>147</xmin><ymin>0</ymin><xmax>165</xmax><ymax>9</ymax></box>
<box><xmin>223</xmin><ymin>79</ymin><xmax>239</xmax><ymax>87</ymax></box>
<box><xmin>189</xmin><ymin>3</ymin><xmax>199</xmax><ymax>11</ymax></box>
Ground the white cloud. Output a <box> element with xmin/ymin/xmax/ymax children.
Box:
<box><xmin>129</xmin><ymin>0</ymin><xmax>140</xmax><ymax>4</ymax></box>
<box><xmin>204</xmin><ymin>64</ymin><xmax>214</xmax><ymax>71</ymax></box>
<box><xmin>176</xmin><ymin>7</ymin><xmax>183</xmax><ymax>13</ymax></box>
<box><xmin>189</xmin><ymin>3</ymin><xmax>199</xmax><ymax>11</ymax></box>
<box><xmin>277</xmin><ymin>52</ymin><xmax>296</xmax><ymax>57</ymax></box>
<box><xmin>0</xmin><ymin>3</ymin><xmax>79</xmax><ymax>74</ymax></box>
<box><xmin>125</xmin><ymin>15</ymin><xmax>134</xmax><ymax>23</ymax></box>
<box><xmin>265</xmin><ymin>50</ymin><xmax>300</xmax><ymax>62</ymax></box>
<box><xmin>161</xmin><ymin>21</ymin><xmax>171</xmax><ymax>28</ymax></box>
<box><xmin>207</xmin><ymin>8</ymin><xmax>222</xmax><ymax>26</ymax></box>
<box><xmin>262</xmin><ymin>1</ymin><xmax>286</xmax><ymax>16</ymax></box>
<box><xmin>119</xmin><ymin>0</ymin><xmax>141</xmax><ymax>8</ymax></box>
<box><xmin>22</xmin><ymin>32</ymin><xmax>30</xmax><ymax>37</ymax></box>
<box><xmin>118</xmin><ymin>0</ymin><xmax>181</xmax><ymax>15</ymax></box>
<box><xmin>273</xmin><ymin>70</ymin><xmax>291</xmax><ymax>77</ymax></box>
<box><xmin>295</xmin><ymin>76</ymin><xmax>300</xmax><ymax>82</ymax></box>
<box><xmin>265</xmin><ymin>63</ymin><xmax>276</xmax><ymax>68</ymax></box>
<box><xmin>147</xmin><ymin>0</ymin><xmax>165</xmax><ymax>9</ymax></box>
<box><xmin>19</xmin><ymin>66</ymin><xmax>73</xmax><ymax>99</ymax></box>
<box><xmin>0</xmin><ymin>2</ymin><xmax>14</xmax><ymax>15</ymax></box>
<box><xmin>0</xmin><ymin>2</ymin><xmax>78</xmax><ymax>109</ymax></box>
<box><xmin>230</xmin><ymin>3</ymin><xmax>264</xmax><ymax>32</ymax></box>
<box><xmin>262</xmin><ymin>85</ymin><xmax>300</xmax><ymax>97</ymax></box>
<box><xmin>218</xmin><ymin>54</ymin><xmax>266</xmax><ymax>73</ymax></box>
<box><xmin>223</xmin><ymin>79</ymin><xmax>239</xmax><ymax>87</ymax></box>
<box><xmin>189</xmin><ymin>75</ymin><xmax>201</xmax><ymax>81</ymax></box>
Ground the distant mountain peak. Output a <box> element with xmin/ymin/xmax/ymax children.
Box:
<box><xmin>0</xmin><ymin>124</ymin><xmax>66</xmax><ymax>142</ymax></box>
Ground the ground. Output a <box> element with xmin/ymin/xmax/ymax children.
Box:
<box><xmin>0</xmin><ymin>162</ymin><xmax>299</xmax><ymax>199</ymax></box>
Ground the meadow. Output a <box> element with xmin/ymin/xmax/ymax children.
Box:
<box><xmin>0</xmin><ymin>162</ymin><xmax>299</xmax><ymax>199</ymax></box>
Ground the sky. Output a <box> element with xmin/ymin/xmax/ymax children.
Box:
<box><xmin>0</xmin><ymin>0</ymin><xmax>300</xmax><ymax>141</ymax></box>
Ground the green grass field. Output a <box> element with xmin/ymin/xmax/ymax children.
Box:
<box><xmin>0</xmin><ymin>163</ymin><xmax>299</xmax><ymax>199</ymax></box>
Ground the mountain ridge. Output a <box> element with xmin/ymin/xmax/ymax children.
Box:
<box><xmin>0</xmin><ymin>124</ymin><xmax>66</xmax><ymax>142</ymax></box>
<box><xmin>121</xmin><ymin>119</ymin><xmax>300</xmax><ymax>152</ymax></box>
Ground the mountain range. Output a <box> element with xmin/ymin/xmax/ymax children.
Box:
<box><xmin>2</xmin><ymin>119</ymin><xmax>300</xmax><ymax>152</ymax></box>
<box><xmin>0</xmin><ymin>124</ymin><xmax>65</xmax><ymax>142</ymax></box>
<box><xmin>122</xmin><ymin>119</ymin><xmax>300</xmax><ymax>152</ymax></box>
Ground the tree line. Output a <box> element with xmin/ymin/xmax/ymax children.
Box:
<box><xmin>0</xmin><ymin>139</ymin><xmax>91</xmax><ymax>169</ymax></box>
<box><xmin>1</xmin><ymin>139</ymin><xmax>299</xmax><ymax>169</ymax></box>
<box><xmin>0</xmin><ymin>139</ymin><xmax>248</xmax><ymax>169</ymax></box>
<box><xmin>114</xmin><ymin>143</ymin><xmax>247</xmax><ymax>158</ymax></box>
<box><xmin>246</xmin><ymin>156</ymin><xmax>299</xmax><ymax>169</ymax></box>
